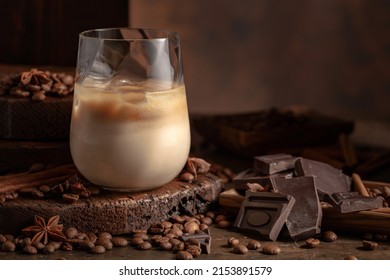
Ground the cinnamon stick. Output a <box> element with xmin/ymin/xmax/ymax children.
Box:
<box><xmin>0</xmin><ymin>164</ymin><xmax>77</xmax><ymax>194</ymax></box>
<box><xmin>352</xmin><ymin>173</ymin><xmax>369</xmax><ymax>197</ymax></box>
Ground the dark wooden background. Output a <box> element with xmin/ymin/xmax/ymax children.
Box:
<box><xmin>0</xmin><ymin>0</ymin><xmax>128</xmax><ymax>66</ymax></box>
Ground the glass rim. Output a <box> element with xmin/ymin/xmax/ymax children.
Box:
<box><xmin>79</xmin><ymin>27</ymin><xmax>179</xmax><ymax>41</ymax></box>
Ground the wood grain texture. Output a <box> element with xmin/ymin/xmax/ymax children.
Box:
<box><xmin>0</xmin><ymin>173</ymin><xmax>223</xmax><ymax>235</ymax></box>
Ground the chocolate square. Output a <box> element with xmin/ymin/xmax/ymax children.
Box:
<box><xmin>294</xmin><ymin>157</ymin><xmax>351</xmax><ymax>200</ymax></box>
<box><xmin>271</xmin><ymin>176</ymin><xmax>322</xmax><ymax>240</ymax></box>
<box><xmin>180</xmin><ymin>229</ymin><xmax>212</xmax><ymax>254</ymax></box>
<box><xmin>324</xmin><ymin>192</ymin><xmax>384</xmax><ymax>213</ymax></box>
<box><xmin>254</xmin><ymin>154</ymin><xmax>297</xmax><ymax>175</ymax></box>
<box><xmin>233</xmin><ymin>191</ymin><xmax>296</xmax><ymax>241</ymax></box>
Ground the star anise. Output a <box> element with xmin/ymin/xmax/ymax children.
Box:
<box><xmin>20</xmin><ymin>68</ymin><xmax>51</xmax><ymax>86</ymax></box>
<box><xmin>22</xmin><ymin>215</ymin><xmax>66</xmax><ymax>245</ymax></box>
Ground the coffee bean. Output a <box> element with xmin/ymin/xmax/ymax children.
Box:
<box><xmin>168</xmin><ymin>227</ymin><xmax>183</xmax><ymax>237</ymax></box>
<box><xmin>43</xmin><ymin>244</ymin><xmax>55</xmax><ymax>255</ymax></box>
<box><xmin>246</xmin><ymin>239</ymin><xmax>261</xmax><ymax>250</ymax></box>
<box><xmin>33</xmin><ymin>241</ymin><xmax>45</xmax><ymax>250</ymax></box>
<box><xmin>227</xmin><ymin>237</ymin><xmax>240</xmax><ymax>248</ymax></box>
<box><xmin>0</xmin><ymin>234</ymin><xmax>6</xmax><ymax>243</ymax></box>
<box><xmin>305</xmin><ymin>238</ymin><xmax>320</xmax><ymax>248</ymax></box>
<box><xmin>48</xmin><ymin>242</ymin><xmax>61</xmax><ymax>250</ymax></box>
<box><xmin>200</xmin><ymin>216</ymin><xmax>213</xmax><ymax>225</ymax></box>
<box><xmin>262</xmin><ymin>244</ymin><xmax>281</xmax><ymax>255</ymax></box>
<box><xmin>76</xmin><ymin>233</ymin><xmax>88</xmax><ymax>240</ymax></box>
<box><xmin>98</xmin><ymin>232</ymin><xmax>112</xmax><ymax>240</ymax></box>
<box><xmin>149</xmin><ymin>223</ymin><xmax>165</xmax><ymax>234</ymax></box>
<box><xmin>20</xmin><ymin>237</ymin><xmax>32</xmax><ymax>248</ymax></box>
<box><xmin>86</xmin><ymin>233</ymin><xmax>98</xmax><ymax>243</ymax></box>
<box><xmin>132</xmin><ymin>233</ymin><xmax>149</xmax><ymax>241</ymax></box>
<box><xmin>90</xmin><ymin>245</ymin><xmax>105</xmax><ymax>254</ymax></box>
<box><xmin>61</xmin><ymin>242</ymin><xmax>73</xmax><ymax>251</ymax></box>
<box><xmin>172</xmin><ymin>241</ymin><xmax>185</xmax><ymax>252</ymax></box>
<box><xmin>160</xmin><ymin>241</ymin><xmax>173</xmax><ymax>251</ymax></box>
<box><xmin>233</xmin><ymin>244</ymin><xmax>248</xmax><ymax>254</ymax></box>
<box><xmin>184</xmin><ymin>238</ymin><xmax>200</xmax><ymax>248</ymax></box>
<box><xmin>169</xmin><ymin>238</ymin><xmax>182</xmax><ymax>247</ymax></box>
<box><xmin>186</xmin><ymin>245</ymin><xmax>202</xmax><ymax>257</ymax></box>
<box><xmin>172</xmin><ymin>223</ymin><xmax>184</xmax><ymax>231</ymax></box>
<box><xmin>28</xmin><ymin>162</ymin><xmax>45</xmax><ymax>173</ymax></box>
<box><xmin>32</xmin><ymin>92</ymin><xmax>46</xmax><ymax>101</ymax></box>
<box><xmin>344</xmin><ymin>255</ymin><xmax>358</xmax><ymax>260</ymax></box>
<box><xmin>65</xmin><ymin>227</ymin><xmax>79</xmax><ymax>239</ymax></box>
<box><xmin>38</xmin><ymin>185</ymin><xmax>51</xmax><ymax>193</ymax></box>
<box><xmin>217</xmin><ymin>220</ymin><xmax>231</xmax><ymax>229</ymax></box>
<box><xmin>130</xmin><ymin>237</ymin><xmax>144</xmax><ymax>246</ymax></box>
<box><xmin>322</xmin><ymin>231</ymin><xmax>337</xmax><ymax>242</ymax></box>
<box><xmin>31</xmin><ymin>189</ymin><xmax>45</xmax><ymax>199</ymax></box>
<box><xmin>176</xmin><ymin>250</ymin><xmax>193</xmax><ymax>260</ymax></box>
<box><xmin>5</xmin><ymin>235</ymin><xmax>14</xmax><ymax>241</ymax></box>
<box><xmin>162</xmin><ymin>221</ymin><xmax>173</xmax><ymax>229</ymax></box>
<box><xmin>214</xmin><ymin>214</ymin><xmax>227</xmax><ymax>223</ymax></box>
<box><xmin>96</xmin><ymin>238</ymin><xmax>113</xmax><ymax>250</ymax></box>
<box><xmin>362</xmin><ymin>240</ymin><xmax>378</xmax><ymax>251</ymax></box>
<box><xmin>180</xmin><ymin>172</ymin><xmax>195</xmax><ymax>182</ymax></box>
<box><xmin>62</xmin><ymin>193</ymin><xmax>79</xmax><ymax>203</ymax></box>
<box><xmin>23</xmin><ymin>245</ymin><xmax>38</xmax><ymax>255</ymax></box>
<box><xmin>184</xmin><ymin>221</ymin><xmax>199</xmax><ymax>234</ymax></box>
<box><xmin>80</xmin><ymin>240</ymin><xmax>95</xmax><ymax>251</ymax></box>
<box><xmin>1</xmin><ymin>240</ymin><xmax>16</xmax><ymax>252</ymax></box>
<box><xmin>111</xmin><ymin>237</ymin><xmax>128</xmax><ymax>247</ymax></box>
<box><xmin>205</xmin><ymin>211</ymin><xmax>216</xmax><ymax>220</ymax></box>
<box><xmin>199</xmin><ymin>224</ymin><xmax>209</xmax><ymax>231</ymax></box>
<box><xmin>137</xmin><ymin>241</ymin><xmax>152</xmax><ymax>250</ymax></box>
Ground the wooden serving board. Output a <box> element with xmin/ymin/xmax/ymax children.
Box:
<box><xmin>0</xmin><ymin>173</ymin><xmax>223</xmax><ymax>235</ymax></box>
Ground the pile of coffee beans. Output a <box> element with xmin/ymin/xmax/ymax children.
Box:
<box><xmin>0</xmin><ymin>211</ymin><xmax>236</xmax><ymax>260</ymax></box>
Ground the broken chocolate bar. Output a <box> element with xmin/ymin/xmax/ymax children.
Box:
<box><xmin>294</xmin><ymin>157</ymin><xmax>351</xmax><ymax>200</ymax></box>
<box><xmin>233</xmin><ymin>191</ymin><xmax>296</xmax><ymax>241</ymax></box>
<box><xmin>324</xmin><ymin>192</ymin><xmax>384</xmax><ymax>213</ymax></box>
<box><xmin>232</xmin><ymin>168</ymin><xmax>293</xmax><ymax>190</ymax></box>
<box><xmin>254</xmin><ymin>154</ymin><xmax>297</xmax><ymax>175</ymax></box>
<box><xmin>271</xmin><ymin>176</ymin><xmax>322</xmax><ymax>240</ymax></box>
<box><xmin>180</xmin><ymin>229</ymin><xmax>211</xmax><ymax>254</ymax></box>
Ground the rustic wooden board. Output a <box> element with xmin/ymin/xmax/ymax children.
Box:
<box><xmin>0</xmin><ymin>173</ymin><xmax>223</xmax><ymax>235</ymax></box>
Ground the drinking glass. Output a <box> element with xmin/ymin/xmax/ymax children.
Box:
<box><xmin>70</xmin><ymin>28</ymin><xmax>191</xmax><ymax>192</ymax></box>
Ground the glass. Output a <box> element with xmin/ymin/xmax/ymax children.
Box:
<box><xmin>70</xmin><ymin>28</ymin><xmax>191</xmax><ymax>192</ymax></box>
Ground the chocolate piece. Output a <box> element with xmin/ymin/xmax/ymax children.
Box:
<box><xmin>294</xmin><ymin>157</ymin><xmax>351</xmax><ymax>200</ymax></box>
<box><xmin>254</xmin><ymin>154</ymin><xmax>297</xmax><ymax>175</ymax></box>
<box><xmin>180</xmin><ymin>229</ymin><xmax>211</xmax><ymax>254</ymax></box>
<box><xmin>233</xmin><ymin>191</ymin><xmax>296</xmax><ymax>241</ymax></box>
<box><xmin>271</xmin><ymin>176</ymin><xmax>322</xmax><ymax>240</ymax></box>
<box><xmin>324</xmin><ymin>192</ymin><xmax>384</xmax><ymax>213</ymax></box>
<box><xmin>232</xmin><ymin>168</ymin><xmax>293</xmax><ymax>190</ymax></box>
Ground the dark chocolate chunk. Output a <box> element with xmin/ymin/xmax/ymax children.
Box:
<box><xmin>271</xmin><ymin>176</ymin><xmax>322</xmax><ymax>240</ymax></box>
<box><xmin>324</xmin><ymin>192</ymin><xmax>383</xmax><ymax>213</ymax></box>
<box><xmin>254</xmin><ymin>154</ymin><xmax>297</xmax><ymax>175</ymax></box>
<box><xmin>180</xmin><ymin>229</ymin><xmax>211</xmax><ymax>254</ymax></box>
<box><xmin>294</xmin><ymin>158</ymin><xmax>351</xmax><ymax>200</ymax></box>
<box><xmin>232</xmin><ymin>168</ymin><xmax>293</xmax><ymax>190</ymax></box>
<box><xmin>233</xmin><ymin>191</ymin><xmax>296</xmax><ymax>241</ymax></box>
